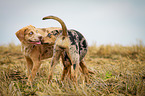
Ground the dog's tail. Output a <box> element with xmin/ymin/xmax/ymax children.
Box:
<box><xmin>42</xmin><ymin>16</ymin><xmax>67</xmax><ymax>36</ymax></box>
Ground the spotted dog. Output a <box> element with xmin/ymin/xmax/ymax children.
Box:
<box><xmin>42</xmin><ymin>16</ymin><xmax>93</xmax><ymax>83</ymax></box>
<box><xmin>42</xmin><ymin>29</ymin><xmax>94</xmax><ymax>81</ymax></box>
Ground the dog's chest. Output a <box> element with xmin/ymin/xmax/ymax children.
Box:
<box><xmin>41</xmin><ymin>45</ymin><xmax>54</xmax><ymax>59</ymax></box>
<box><xmin>22</xmin><ymin>45</ymin><xmax>35</xmax><ymax>56</ymax></box>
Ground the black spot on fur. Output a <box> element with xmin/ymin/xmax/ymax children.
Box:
<box><xmin>64</xmin><ymin>53</ymin><xmax>69</xmax><ymax>61</ymax></box>
<box><xmin>33</xmin><ymin>45</ymin><xmax>35</xmax><ymax>48</ymax></box>
<box><xmin>64</xmin><ymin>67</ymin><xmax>68</xmax><ymax>70</ymax></box>
<box><xmin>79</xmin><ymin>44</ymin><xmax>82</xmax><ymax>54</ymax></box>
<box><xmin>68</xmin><ymin>31</ymin><xmax>76</xmax><ymax>45</ymax></box>
<box><xmin>52</xmin><ymin>30</ymin><xmax>59</xmax><ymax>36</ymax></box>
<box><xmin>42</xmin><ymin>50</ymin><xmax>48</xmax><ymax>56</ymax></box>
<box><xmin>63</xmin><ymin>52</ymin><xmax>72</xmax><ymax>67</ymax></box>
<box><xmin>59</xmin><ymin>46</ymin><xmax>66</xmax><ymax>50</ymax></box>
<box><xmin>38</xmin><ymin>55</ymin><xmax>41</xmax><ymax>61</ymax></box>
<box><xmin>24</xmin><ymin>29</ymin><xmax>27</xmax><ymax>33</ymax></box>
<box><xmin>47</xmin><ymin>33</ymin><xmax>51</xmax><ymax>38</ymax></box>
<box><xmin>82</xmin><ymin>40</ymin><xmax>87</xmax><ymax>48</ymax></box>
<box><xmin>68</xmin><ymin>31</ymin><xmax>78</xmax><ymax>50</ymax></box>
<box><xmin>73</xmin><ymin>64</ymin><xmax>76</xmax><ymax>70</ymax></box>
<box><xmin>55</xmin><ymin>30</ymin><xmax>59</xmax><ymax>34</ymax></box>
<box><xmin>62</xmin><ymin>37</ymin><xmax>65</xmax><ymax>40</ymax></box>
<box><xmin>75</xmin><ymin>44</ymin><xmax>78</xmax><ymax>50</ymax></box>
<box><xmin>72</xmin><ymin>30</ymin><xmax>83</xmax><ymax>41</ymax></box>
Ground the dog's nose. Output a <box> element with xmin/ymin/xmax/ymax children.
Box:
<box><xmin>38</xmin><ymin>36</ymin><xmax>42</xmax><ymax>40</ymax></box>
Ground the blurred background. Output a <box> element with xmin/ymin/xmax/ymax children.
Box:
<box><xmin>0</xmin><ymin>0</ymin><xmax>145</xmax><ymax>46</ymax></box>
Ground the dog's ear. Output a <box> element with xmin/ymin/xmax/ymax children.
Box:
<box><xmin>15</xmin><ymin>27</ymin><xmax>27</xmax><ymax>42</ymax></box>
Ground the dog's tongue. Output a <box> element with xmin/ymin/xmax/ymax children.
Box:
<box><xmin>30</xmin><ymin>41</ymin><xmax>41</xmax><ymax>44</ymax></box>
<box><xmin>35</xmin><ymin>41</ymin><xmax>41</xmax><ymax>44</ymax></box>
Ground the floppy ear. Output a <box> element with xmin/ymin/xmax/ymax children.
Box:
<box><xmin>15</xmin><ymin>28</ymin><xmax>27</xmax><ymax>42</ymax></box>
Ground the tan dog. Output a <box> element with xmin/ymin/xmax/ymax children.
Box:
<box><xmin>42</xmin><ymin>16</ymin><xmax>93</xmax><ymax>83</ymax></box>
<box><xmin>16</xmin><ymin>25</ymin><xmax>93</xmax><ymax>83</ymax></box>
<box><xmin>16</xmin><ymin>25</ymin><xmax>60</xmax><ymax>82</ymax></box>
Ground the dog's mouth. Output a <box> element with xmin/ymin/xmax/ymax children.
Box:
<box><xmin>41</xmin><ymin>42</ymin><xmax>53</xmax><ymax>45</ymax></box>
<box><xmin>28</xmin><ymin>40</ymin><xmax>41</xmax><ymax>44</ymax></box>
<box><xmin>41</xmin><ymin>41</ymin><xmax>54</xmax><ymax>45</ymax></box>
<box><xmin>40</xmin><ymin>39</ymin><xmax>52</xmax><ymax>45</ymax></box>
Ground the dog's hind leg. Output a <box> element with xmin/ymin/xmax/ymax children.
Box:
<box><xmin>61</xmin><ymin>52</ymin><xmax>72</xmax><ymax>81</ymax></box>
<box><xmin>67</xmin><ymin>50</ymin><xmax>80</xmax><ymax>84</ymax></box>
<box><xmin>48</xmin><ymin>46</ymin><xmax>62</xmax><ymax>83</ymax></box>
<box><xmin>61</xmin><ymin>64</ymin><xmax>71</xmax><ymax>81</ymax></box>
<box><xmin>61</xmin><ymin>57</ymin><xmax>72</xmax><ymax>80</ymax></box>
<box><xmin>79</xmin><ymin>59</ymin><xmax>90</xmax><ymax>83</ymax></box>
<box><xmin>72</xmin><ymin>58</ymin><xmax>80</xmax><ymax>84</ymax></box>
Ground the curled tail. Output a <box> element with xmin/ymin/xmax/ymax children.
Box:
<box><xmin>42</xmin><ymin>16</ymin><xmax>67</xmax><ymax>36</ymax></box>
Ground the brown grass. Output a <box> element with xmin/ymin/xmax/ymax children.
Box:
<box><xmin>0</xmin><ymin>43</ymin><xmax>145</xmax><ymax>96</ymax></box>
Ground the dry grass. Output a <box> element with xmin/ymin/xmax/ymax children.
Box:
<box><xmin>0</xmin><ymin>43</ymin><xmax>145</xmax><ymax>96</ymax></box>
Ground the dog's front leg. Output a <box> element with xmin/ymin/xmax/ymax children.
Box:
<box><xmin>79</xmin><ymin>59</ymin><xmax>90</xmax><ymax>83</ymax></box>
<box><xmin>28</xmin><ymin>56</ymin><xmax>41</xmax><ymax>83</ymax></box>
<box><xmin>25</xmin><ymin>56</ymin><xmax>33</xmax><ymax>79</ymax></box>
<box><xmin>48</xmin><ymin>47</ymin><xmax>62</xmax><ymax>83</ymax></box>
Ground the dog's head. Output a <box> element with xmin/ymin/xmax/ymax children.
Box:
<box><xmin>15</xmin><ymin>25</ymin><xmax>42</xmax><ymax>45</ymax></box>
<box><xmin>41</xmin><ymin>30</ymin><xmax>61</xmax><ymax>45</ymax></box>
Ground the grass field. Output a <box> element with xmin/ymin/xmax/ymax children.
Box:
<box><xmin>0</xmin><ymin>43</ymin><xmax>145</xmax><ymax>96</ymax></box>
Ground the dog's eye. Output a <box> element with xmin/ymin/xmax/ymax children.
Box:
<box><xmin>47</xmin><ymin>33</ymin><xmax>51</xmax><ymax>38</ymax></box>
<box><xmin>29</xmin><ymin>32</ymin><xmax>33</xmax><ymax>35</ymax></box>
